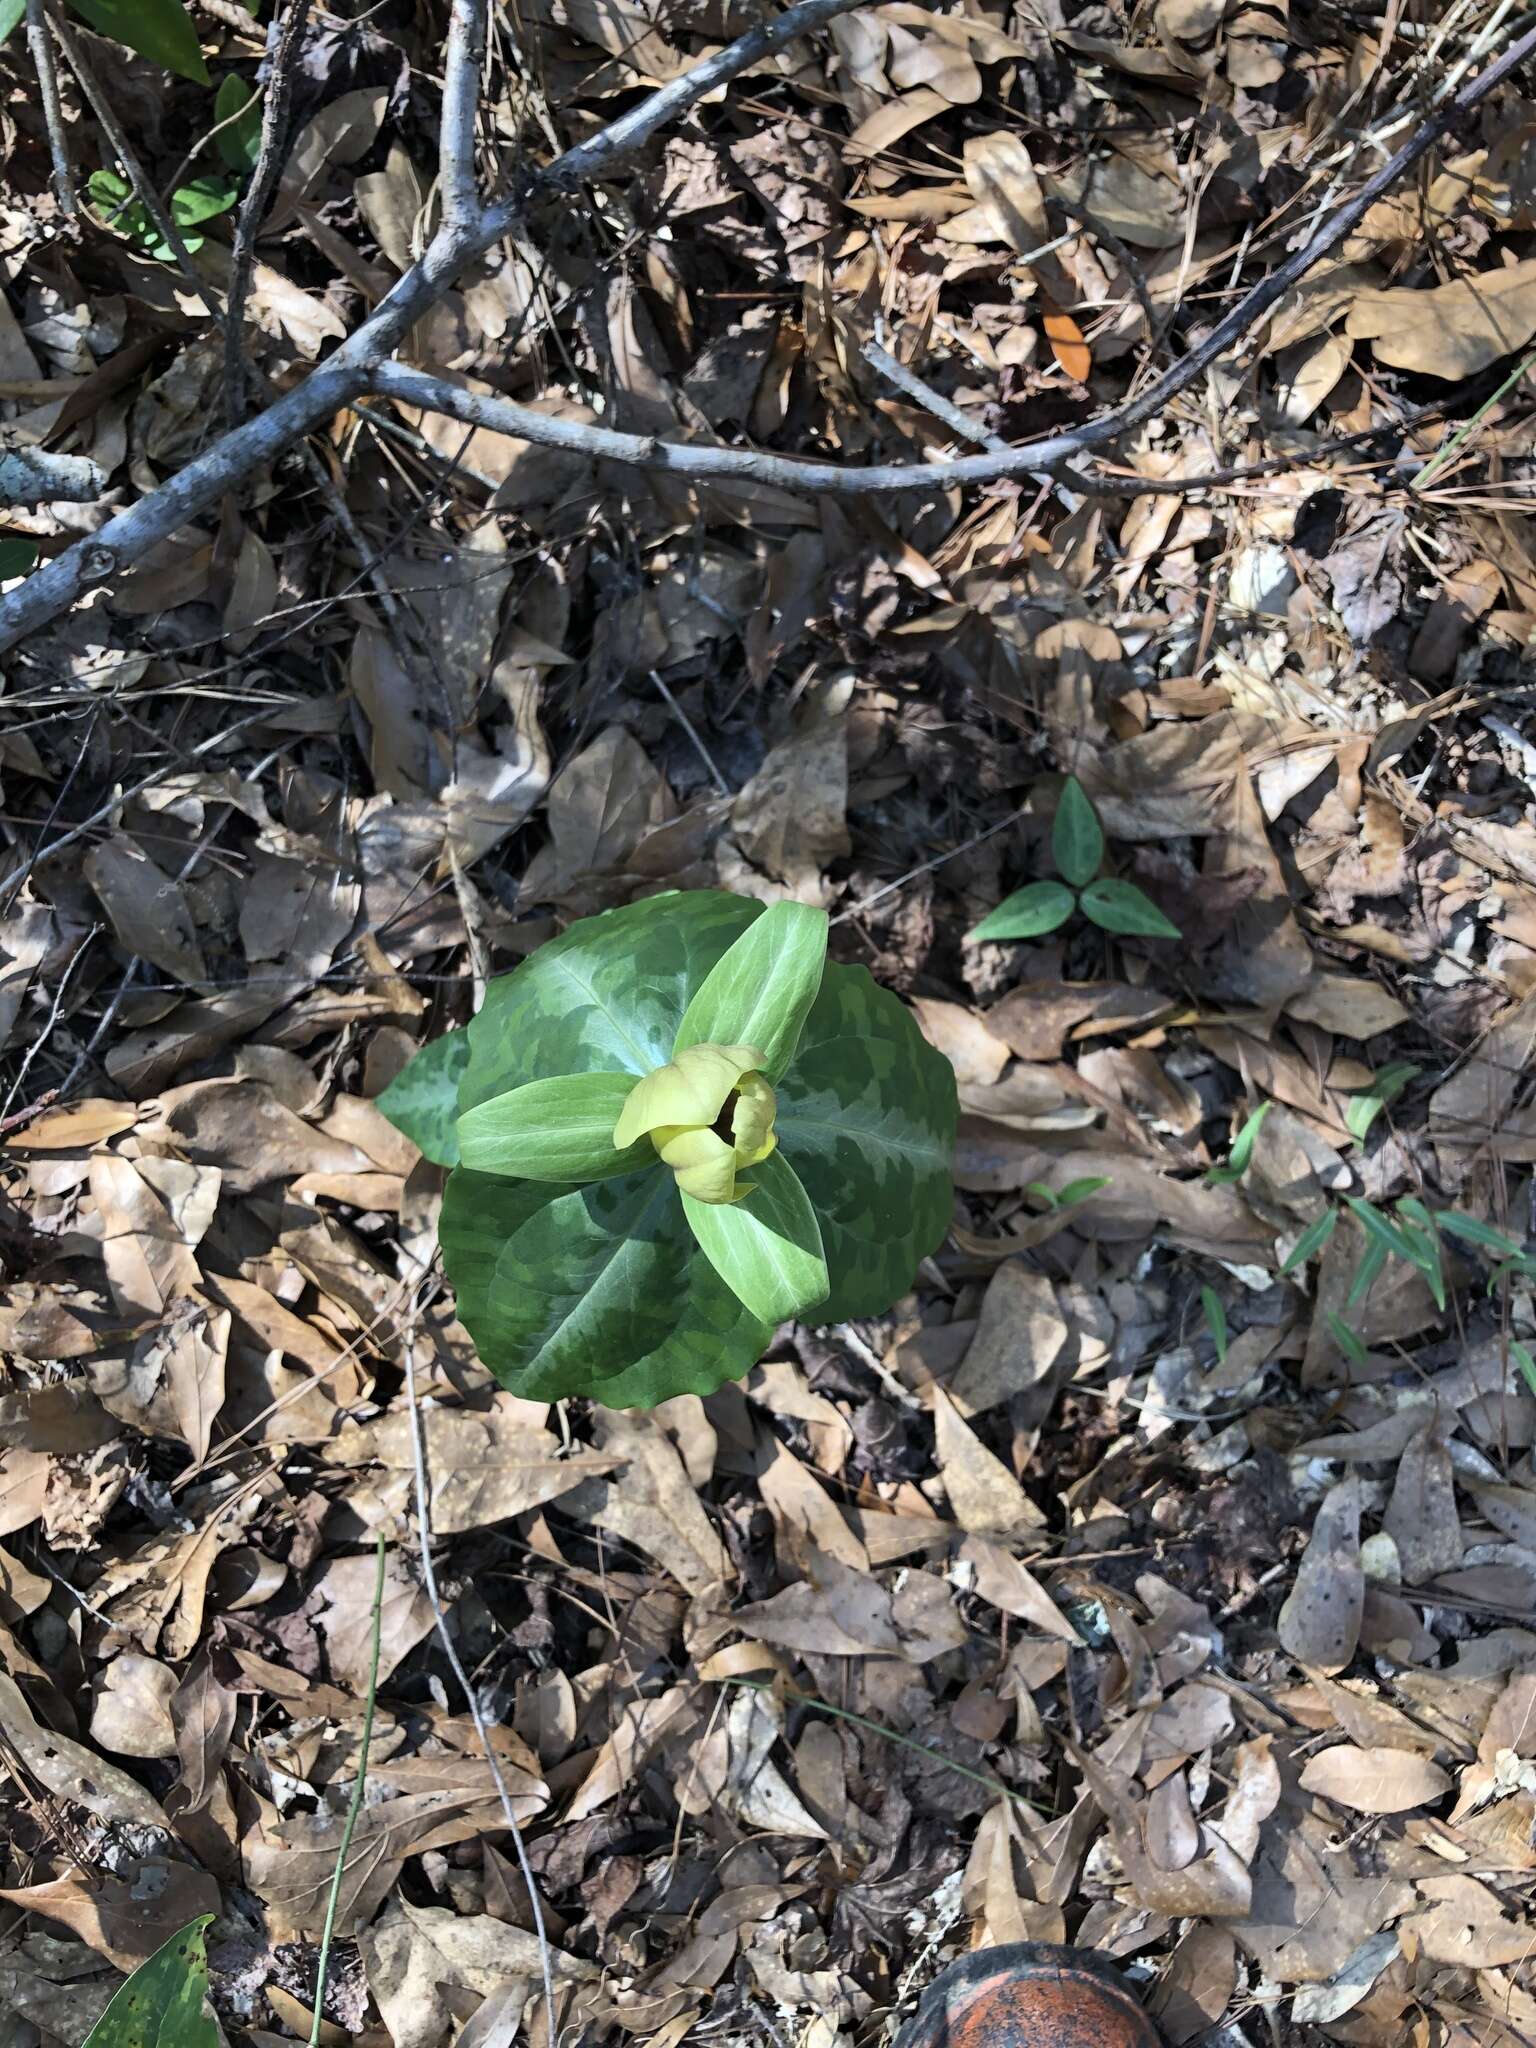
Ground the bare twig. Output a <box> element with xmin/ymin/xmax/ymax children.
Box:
<box><xmin>309</xmin><ymin>1532</ymin><xmax>386</xmax><ymax>2048</ymax></box>
<box><xmin>440</xmin><ymin>0</ymin><xmax>488</xmax><ymax>231</ymax></box>
<box><xmin>649</xmin><ymin>669</ymin><xmax>729</xmax><ymax>794</ymax></box>
<box><xmin>0</xmin><ymin>0</ymin><xmax>871</xmax><ymax>653</ymax></box>
<box><xmin>863</xmin><ymin>338</ymin><xmax>1007</xmax><ymax>453</ymax></box>
<box><xmin>26</xmin><ymin>0</ymin><xmax>74</xmax><ymax>216</ymax></box>
<box><xmin>403</xmin><ymin>1329</ymin><xmax>558</xmax><ymax>2048</ymax></box>
<box><xmin>3</xmin><ymin>0</ymin><xmax>1534</xmax><ymax>652</ymax></box>
<box><xmin>225</xmin><ymin>0</ymin><xmax>316</xmax><ymax>427</ymax></box>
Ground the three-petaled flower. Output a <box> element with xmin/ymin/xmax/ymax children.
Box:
<box><xmin>612</xmin><ymin>1042</ymin><xmax>777</xmax><ymax>1203</ymax></box>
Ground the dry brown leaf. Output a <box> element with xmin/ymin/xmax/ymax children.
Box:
<box><xmin>732</xmin><ymin>1551</ymin><xmax>902</xmax><ymax>1658</ymax></box>
<box><xmin>1400</xmin><ymin>1875</ymin><xmax>1535</xmax><ymax>1967</ymax></box>
<box><xmin>933</xmin><ymin>1385</ymin><xmax>1044</xmax><ymax>1536</ymax></box>
<box><xmin>729</xmin><ymin>717</ymin><xmax>849</xmax><ymax>905</ymax></box>
<box><xmin>360</xmin><ymin>1897</ymin><xmax>596</xmax><ymax>2048</ymax></box>
<box><xmin>520</xmin><ymin>725</ymin><xmax>672</xmax><ymax>905</ymax></box>
<box><xmin>567</xmin><ymin>1686</ymin><xmax>695</xmax><ymax>1821</ymax></box>
<box><xmin>911</xmin><ymin>998</ymin><xmax>1010</xmax><ymax>1089</ymax></box>
<box><xmin>1277</xmin><ymin>1477</ymin><xmax>1363</xmax><ymax>1673</ymax></box>
<box><xmin>0</xmin><ymin>1670</ymin><xmax>169</xmax><ymax>1829</ymax></box>
<box><xmin>565</xmin><ymin>1407</ymin><xmax>728</xmax><ymax>1594</ymax></box>
<box><xmin>959</xmin><ymin>1538</ymin><xmax>1081</xmax><ymax>1641</ymax></box>
<box><xmin>947</xmin><ymin>1261</ymin><xmax>1068</xmax><ymax>1415</ymax></box>
<box><xmin>90</xmin><ymin>1652</ymin><xmax>178</xmax><ymax>1758</ymax></box>
<box><xmin>1346</xmin><ymin>258</ymin><xmax>1536</xmax><ymax>379</ymax></box>
<box><xmin>1299</xmin><ymin>1743</ymin><xmax>1451</xmax><ymax>1814</ymax></box>
<box><xmin>319</xmin><ymin>1403</ymin><xmax>616</xmax><ymax>1536</ymax></box>
<box><xmin>758</xmin><ymin>1440</ymin><xmax>867</xmax><ymax>1570</ymax></box>
<box><xmin>0</xmin><ymin>1865</ymin><xmax>220</xmax><ymax>1971</ymax></box>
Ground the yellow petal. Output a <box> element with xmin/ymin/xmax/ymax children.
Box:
<box><xmin>612</xmin><ymin>1042</ymin><xmax>767</xmax><ymax>1148</ymax></box>
<box><xmin>655</xmin><ymin>1125</ymin><xmax>739</xmax><ymax>1203</ymax></box>
<box><xmin>732</xmin><ymin>1072</ymin><xmax>778</xmax><ymax>1165</ymax></box>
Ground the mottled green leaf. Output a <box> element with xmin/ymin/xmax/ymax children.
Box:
<box><xmin>214</xmin><ymin>74</ymin><xmax>262</xmax><ymax>173</ymax></box>
<box><xmin>68</xmin><ymin>0</ymin><xmax>210</xmax><ymax>80</ymax></box>
<box><xmin>460</xmin><ymin>892</ymin><xmax>758</xmax><ymax>1113</ymax></box>
<box><xmin>673</xmin><ymin>901</ymin><xmax>827</xmax><ymax>1079</ymax></box>
<box><xmin>82</xmin><ymin>1916</ymin><xmax>218</xmax><ymax>2048</ymax></box>
<box><xmin>968</xmin><ymin>881</ymin><xmax>1076</xmax><ymax>943</ymax></box>
<box><xmin>1053</xmin><ymin>776</ymin><xmax>1103</xmax><ymax>888</ymax></box>
<box><xmin>683</xmin><ymin>1148</ymin><xmax>827</xmax><ymax>1325</ymax></box>
<box><xmin>439</xmin><ymin>1166</ymin><xmax>772</xmax><ymax>1404</ymax></box>
<box><xmin>775</xmin><ymin>963</ymin><xmax>955</xmax><ymax>1321</ymax></box>
<box><xmin>457</xmin><ymin>1072</ymin><xmax>644</xmax><ymax>1182</ymax></box>
<box><xmin>1079</xmin><ymin>878</ymin><xmax>1180</xmax><ymax>939</ymax></box>
<box><xmin>377</xmin><ymin>1027</ymin><xmax>471</xmax><ymax>1168</ymax></box>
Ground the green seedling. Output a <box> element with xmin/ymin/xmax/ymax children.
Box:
<box><xmin>1024</xmin><ymin>1174</ymin><xmax>1111</xmax><ymax>1212</ymax></box>
<box><xmin>968</xmin><ymin>776</ymin><xmax>1180</xmax><ymax>943</ymax></box>
<box><xmin>1200</xmin><ymin>1284</ymin><xmax>1228</xmax><ymax>1364</ymax></box>
<box><xmin>1344</xmin><ymin>1060</ymin><xmax>1419</xmax><ymax>1144</ymax></box>
<box><xmin>380</xmin><ymin>891</ymin><xmax>957</xmax><ymax>1407</ymax></box>
<box><xmin>1206</xmin><ymin>1100</ymin><xmax>1270</xmax><ymax>1186</ymax></box>
<box><xmin>1</xmin><ymin>0</ymin><xmax>210</xmax><ymax>81</ymax></box>
<box><xmin>87</xmin><ymin>170</ymin><xmax>236</xmax><ymax>260</ymax></box>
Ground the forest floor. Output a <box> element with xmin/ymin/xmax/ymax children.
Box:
<box><xmin>4</xmin><ymin>0</ymin><xmax>1536</xmax><ymax>2045</ymax></box>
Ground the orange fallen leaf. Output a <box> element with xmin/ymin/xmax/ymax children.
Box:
<box><xmin>1044</xmin><ymin>303</ymin><xmax>1091</xmax><ymax>381</ymax></box>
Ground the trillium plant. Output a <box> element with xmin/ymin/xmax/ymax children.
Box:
<box><xmin>380</xmin><ymin>892</ymin><xmax>957</xmax><ymax>1408</ymax></box>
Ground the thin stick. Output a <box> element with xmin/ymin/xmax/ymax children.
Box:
<box><xmin>26</xmin><ymin>0</ymin><xmax>74</xmax><ymax>216</ymax></box>
<box><xmin>403</xmin><ymin>1330</ymin><xmax>558</xmax><ymax>2048</ymax></box>
<box><xmin>225</xmin><ymin>0</ymin><xmax>316</xmax><ymax>426</ymax></box>
<box><xmin>649</xmin><ymin>669</ymin><xmax>729</xmax><ymax>794</ymax></box>
<box><xmin>309</xmin><ymin>1532</ymin><xmax>386</xmax><ymax>2048</ymax></box>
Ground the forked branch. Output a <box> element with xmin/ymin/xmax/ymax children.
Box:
<box><xmin>1</xmin><ymin>0</ymin><xmax>1534</xmax><ymax>651</ymax></box>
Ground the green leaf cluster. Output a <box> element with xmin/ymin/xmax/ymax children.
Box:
<box><xmin>82</xmin><ymin>1917</ymin><xmax>219</xmax><ymax>2048</ymax></box>
<box><xmin>87</xmin><ymin>171</ymin><xmax>236</xmax><ymax>261</ymax></box>
<box><xmin>380</xmin><ymin>891</ymin><xmax>957</xmax><ymax>1408</ymax></box>
<box><xmin>968</xmin><ymin>777</ymin><xmax>1180</xmax><ymax>943</ymax></box>
<box><xmin>1</xmin><ymin>0</ymin><xmax>210</xmax><ymax>81</ymax></box>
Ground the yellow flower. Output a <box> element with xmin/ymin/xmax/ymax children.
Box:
<box><xmin>612</xmin><ymin>1042</ymin><xmax>778</xmax><ymax>1204</ymax></box>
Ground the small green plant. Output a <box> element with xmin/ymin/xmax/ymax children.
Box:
<box><xmin>1344</xmin><ymin>1060</ymin><xmax>1419</xmax><ymax>1143</ymax></box>
<box><xmin>87</xmin><ymin>170</ymin><xmax>237</xmax><ymax>260</ymax></box>
<box><xmin>81</xmin><ymin>1915</ymin><xmax>219</xmax><ymax>2048</ymax></box>
<box><xmin>1206</xmin><ymin>1101</ymin><xmax>1271</xmax><ymax>1186</ymax></box>
<box><xmin>0</xmin><ymin>0</ymin><xmax>210</xmax><ymax>82</ymax></box>
<box><xmin>380</xmin><ymin>891</ymin><xmax>957</xmax><ymax>1407</ymax></box>
<box><xmin>968</xmin><ymin>776</ymin><xmax>1180</xmax><ymax>943</ymax></box>
<box><xmin>212</xmin><ymin>74</ymin><xmax>262</xmax><ymax>173</ymax></box>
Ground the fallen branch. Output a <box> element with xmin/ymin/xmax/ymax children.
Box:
<box><xmin>2</xmin><ymin>0</ymin><xmax>1534</xmax><ymax>650</ymax></box>
<box><xmin>26</xmin><ymin>0</ymin><xmax>74</xmax><ymax>216</ymax></box>
<box><xmin>0</xmin><ymin>0</ymin><xmax>868</xmax><ymax>653</ymax></box>
<box><xmin>0</xmin><ymin>447</ymin><xmax>104</xmax><ymax>507</ymax></box>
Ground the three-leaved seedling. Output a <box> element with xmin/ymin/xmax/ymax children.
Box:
<box><xmin>381</xmin><ymin>891</ymin><xmax>956</xmax><ymax>1407</ymax></box>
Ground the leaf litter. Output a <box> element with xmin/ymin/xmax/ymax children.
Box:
<box><xmin>7</xmin><ymin>0</ymin><xmax>1536</xmax><ymax>2044</ymax></box>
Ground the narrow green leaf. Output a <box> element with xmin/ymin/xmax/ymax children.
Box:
<box><xmin>1433</xmin><ymin>1209</ymin><xmax>1527</xmax><ymax>1260</ymax></box>
<box><xmin>377</xmin><ymin>1027</ymin><xmax>471</xmax><ymax>1169</ymax></box>
<box><xmin>1345</xmin><ymin>1235</ymin><xmax>1388</xmax><ymax>1310</ymax></box>
<box><xmin>1344</xmin><ymin>1059</ymin><xmax>1419</xmax><ymax>1144</ymax></box>
<box><xmin>0</xmin><ymin>0</ymin><xmax>21</xmax><ymax>43</ymax></box>
<box><xmin>672</xmin><ymin>900</ymin><xmax>828</xmax><ymax>1080</ymax></box>
<box><xmin>1052</xmin><ymin>776</ymin><xmax>1104</xmax><ymax>888</ymax></box>
<box><xmin>1200</xmin><ymin>1285</ymin><xmax>1227</xmax><ymax>1364</ymax></box>
<box><xmin>1024</xmin><ymin>1180</ymin><xmax>1059</xmax><ymax>1210</ymax></box>
<box><xmin>1058</xmin><ymin>1175</ymin><xmax>1111</xmax><ymax>1206</ymax></box>
<box><xmin>1279</xmin><ymin>1207</ymin><xmax>1337</xmax><ymax>1274</ymax></box>
<box><xmin>1346</xmin><ymin>1195</ymin><xmax>1426</xmax><ymax>1274</ymax></box>
<box><xmin>1326</xmin><ymin>1312</ymin><xmax>1368</xmax><ymax>1368</ymax></box>
<box><xmin>457</xmin><ymin>1071</ymin><xmax>646</xmax><ymax>1182</ymax></box>
<box><xmin>683</xmin><ymin>1148</ymin><xmax>828</xmax><ymax>1326</ymax></box>
<box><xmin>1207</xmin><ymin>1101</ymin><xmax>1270</xmax><ymax>1184</ymax></box>
<box><xmin>82</xmin><ymin>1915</ymin><xmax>219</xmax><ymax>2048</ymax></box>
<box><xmin>1513</xmin><ymin>1342</ymin><xmax>1536</xmax><ymax>1399</ymax></box>
<box><xmin>1078</xmin><ymin>877</ymin><xmax>1181</xmax><ymax>939</ymax></box>
<box><xmin>67</xmin><ymin>0</ymin><xmax>210</xmax><ymax>80</ymax></box>
<box><xmin>214</xmin><ymin>73</ymin><xmax>262</xmax><ymax>172</ymax></box>
<box><xmin>968</xmin><ymin>880</ymin><xmax>1076</xmax><ymax>943</ymax></box>
<box><xmin>0</xmin><ymin>538</ymin><xmax>36</xmax><ymax>579</ymax></box>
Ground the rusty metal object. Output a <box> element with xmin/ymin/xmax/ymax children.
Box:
<box><xmin>894</xmin><ymin>1944</ymin><xmax>1164</xmax><ymax>2048</ymax></box>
